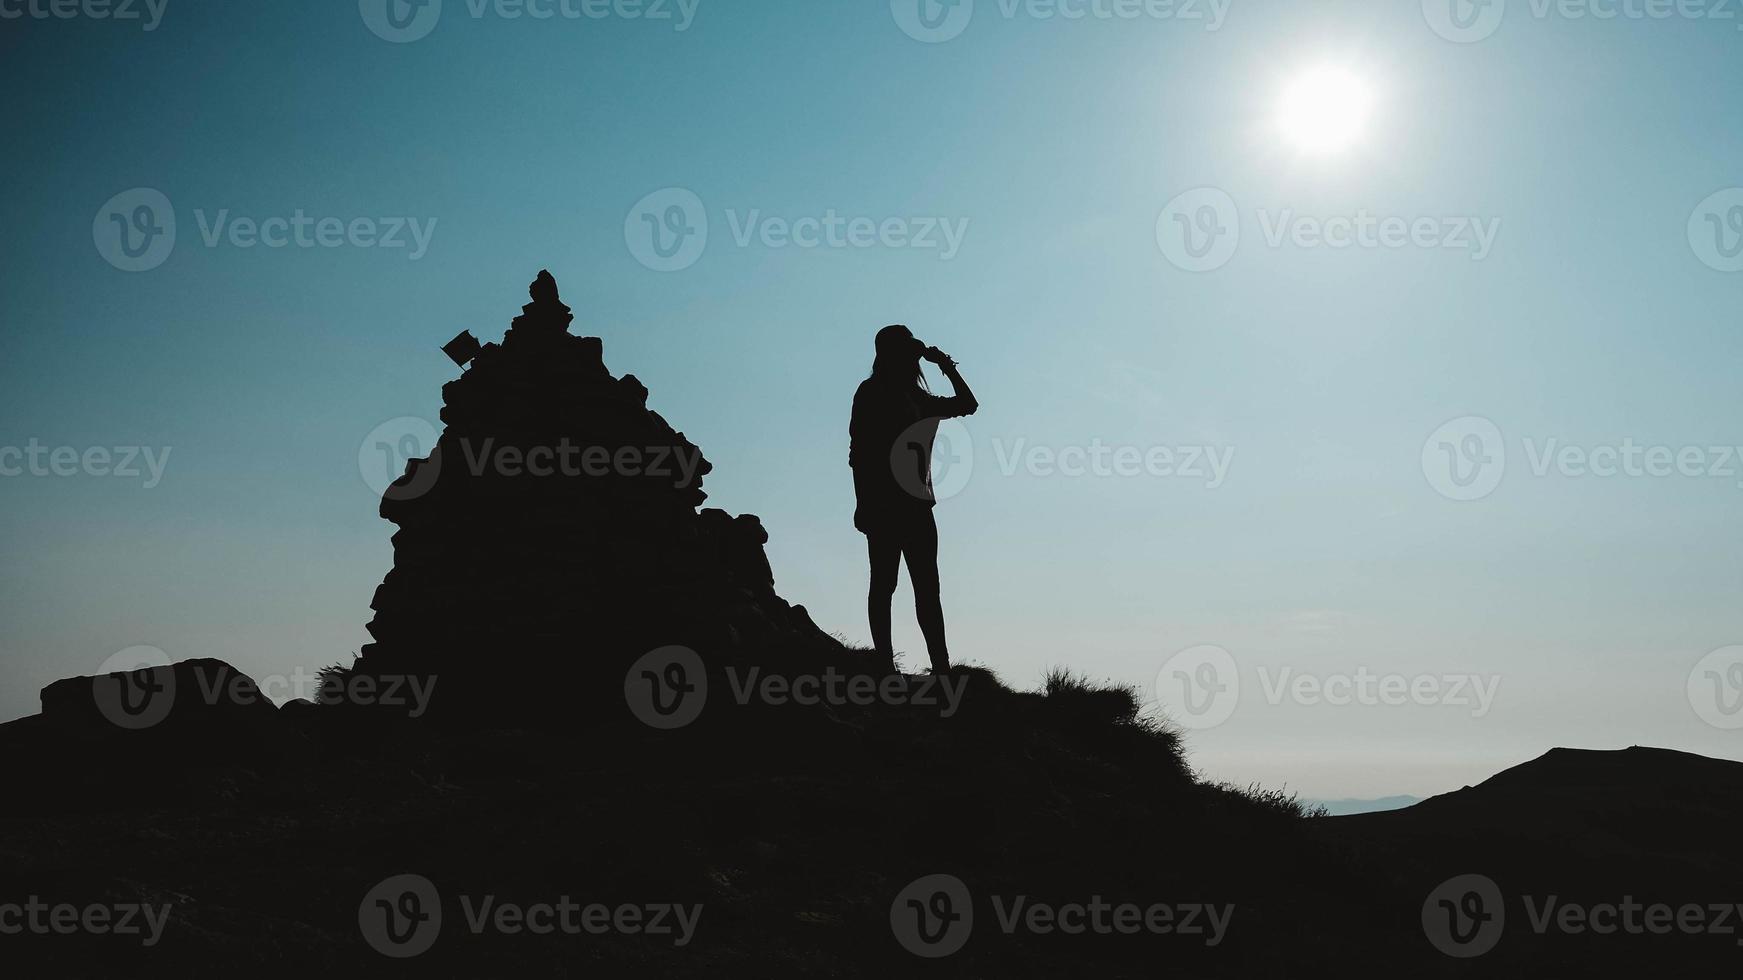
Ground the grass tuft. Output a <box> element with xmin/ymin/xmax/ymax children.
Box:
<box><xmin>1205</xmin><ymin>779</ymin><xmax>1329</xmax><ymax>819</ymax></box>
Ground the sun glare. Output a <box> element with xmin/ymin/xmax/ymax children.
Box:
<box><xmin>1277</xmin><ymin>66</ymin><xmax>1374</xmax><ymax>156</ymax></box>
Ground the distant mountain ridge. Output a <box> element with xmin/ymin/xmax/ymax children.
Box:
<box><xmin>1309</xmin><ymin>794</ymin><xmax>1420</xmax><ymax>816</ymax></box>
<box><xmin>1337</xmin><ymin>745</ymin><xmax>1743</xmax><ymax>827</ymax></box>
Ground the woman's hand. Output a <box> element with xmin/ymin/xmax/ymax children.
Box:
<box><xmin>923</xmin><ymin>345</ymin><xmax>976</xmax><ymax>415</ymax></box>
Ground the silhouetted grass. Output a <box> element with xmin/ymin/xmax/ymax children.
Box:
<box><xmin>1042</xmin><ymin>666</ymin><xmax>1140</xmax><ymax>718</ymax></box>
<box><xmin>1036</xmin><ymin>667</ymin><xmax>1186</xmax><ymax>774</ymax></box>
<box><xmin>1205</xmin><ymin>778</ymin><xmax>1329</xmax><ymax>819</ymax></box>
<box><xmin>314</xmin><ymin>658</ymin><xmax>358</xmax><ymax>706</ymax></box>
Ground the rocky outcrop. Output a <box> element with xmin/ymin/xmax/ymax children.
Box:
<box><xmin>8</xmin><ymin>659</ymin><xmax>300</xmax><ymax>805</ymax></box>
<box><xmin>39</xmin><ymin>658</ymin><xmax>277</xmax><ymax>731</ymax></box>
<box><xmin>354</xmin><ymin>272</ymin><xmax>835</xmax><ymax>707</ymax></box>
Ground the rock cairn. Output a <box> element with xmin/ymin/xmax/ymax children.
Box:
<box><xmin>355</xmin><ymin>272</ymin><xmax>833</xmax><ymax>700</ymax></box>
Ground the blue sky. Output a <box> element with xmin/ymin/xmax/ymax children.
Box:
<box><xmin>3</xmin><ymin>0</ymin><xmax>1742</xmax><ymax>796</ymax></box>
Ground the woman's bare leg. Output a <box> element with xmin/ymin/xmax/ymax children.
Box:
<box><xmin>903</xmin><ymin>512</ymin><xmax>949</xmax><ymax>673</ymax></box>
<box><xmin>867</xmin><ymin>532</ymin><xmax>902</xmax><ymax>668</ymax></box>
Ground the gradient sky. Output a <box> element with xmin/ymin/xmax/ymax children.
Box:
<box><xmin>4</xmin><ymin>0</ymin><xmax>1742</xmax><ymax>797</ymax></box>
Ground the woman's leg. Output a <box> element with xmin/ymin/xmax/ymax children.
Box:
<box><xmin>866</xmin><ymin>530</ymin><xmax>902</xmax><ymax>667</ymax></box>
<box><xmin>902</xmin><ymin>510</ymin><xmax>949</xmax><ymax>673</ymax></box>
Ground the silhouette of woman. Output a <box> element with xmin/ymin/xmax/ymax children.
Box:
<box><xmin>850</xmin><ymin>325</ymin><xmax>978</xmax><ymax>673</ymax></box>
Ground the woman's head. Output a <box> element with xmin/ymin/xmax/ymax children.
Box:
<box><xmin>871</xmin><ymin>324</ymin><xmax>926</xmax><ymax>387</ymax></box>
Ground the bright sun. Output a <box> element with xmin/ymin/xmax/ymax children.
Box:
<box><xmin>1277</xmin><ymin>66</ymin><xmax>1374</xmax><ymax>155</ymax></box>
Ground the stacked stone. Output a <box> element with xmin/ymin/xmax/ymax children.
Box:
<box><xmin>356</xmin><ymin>272</ymin><xmax>830</xmax><ymax>687</ymax></box>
